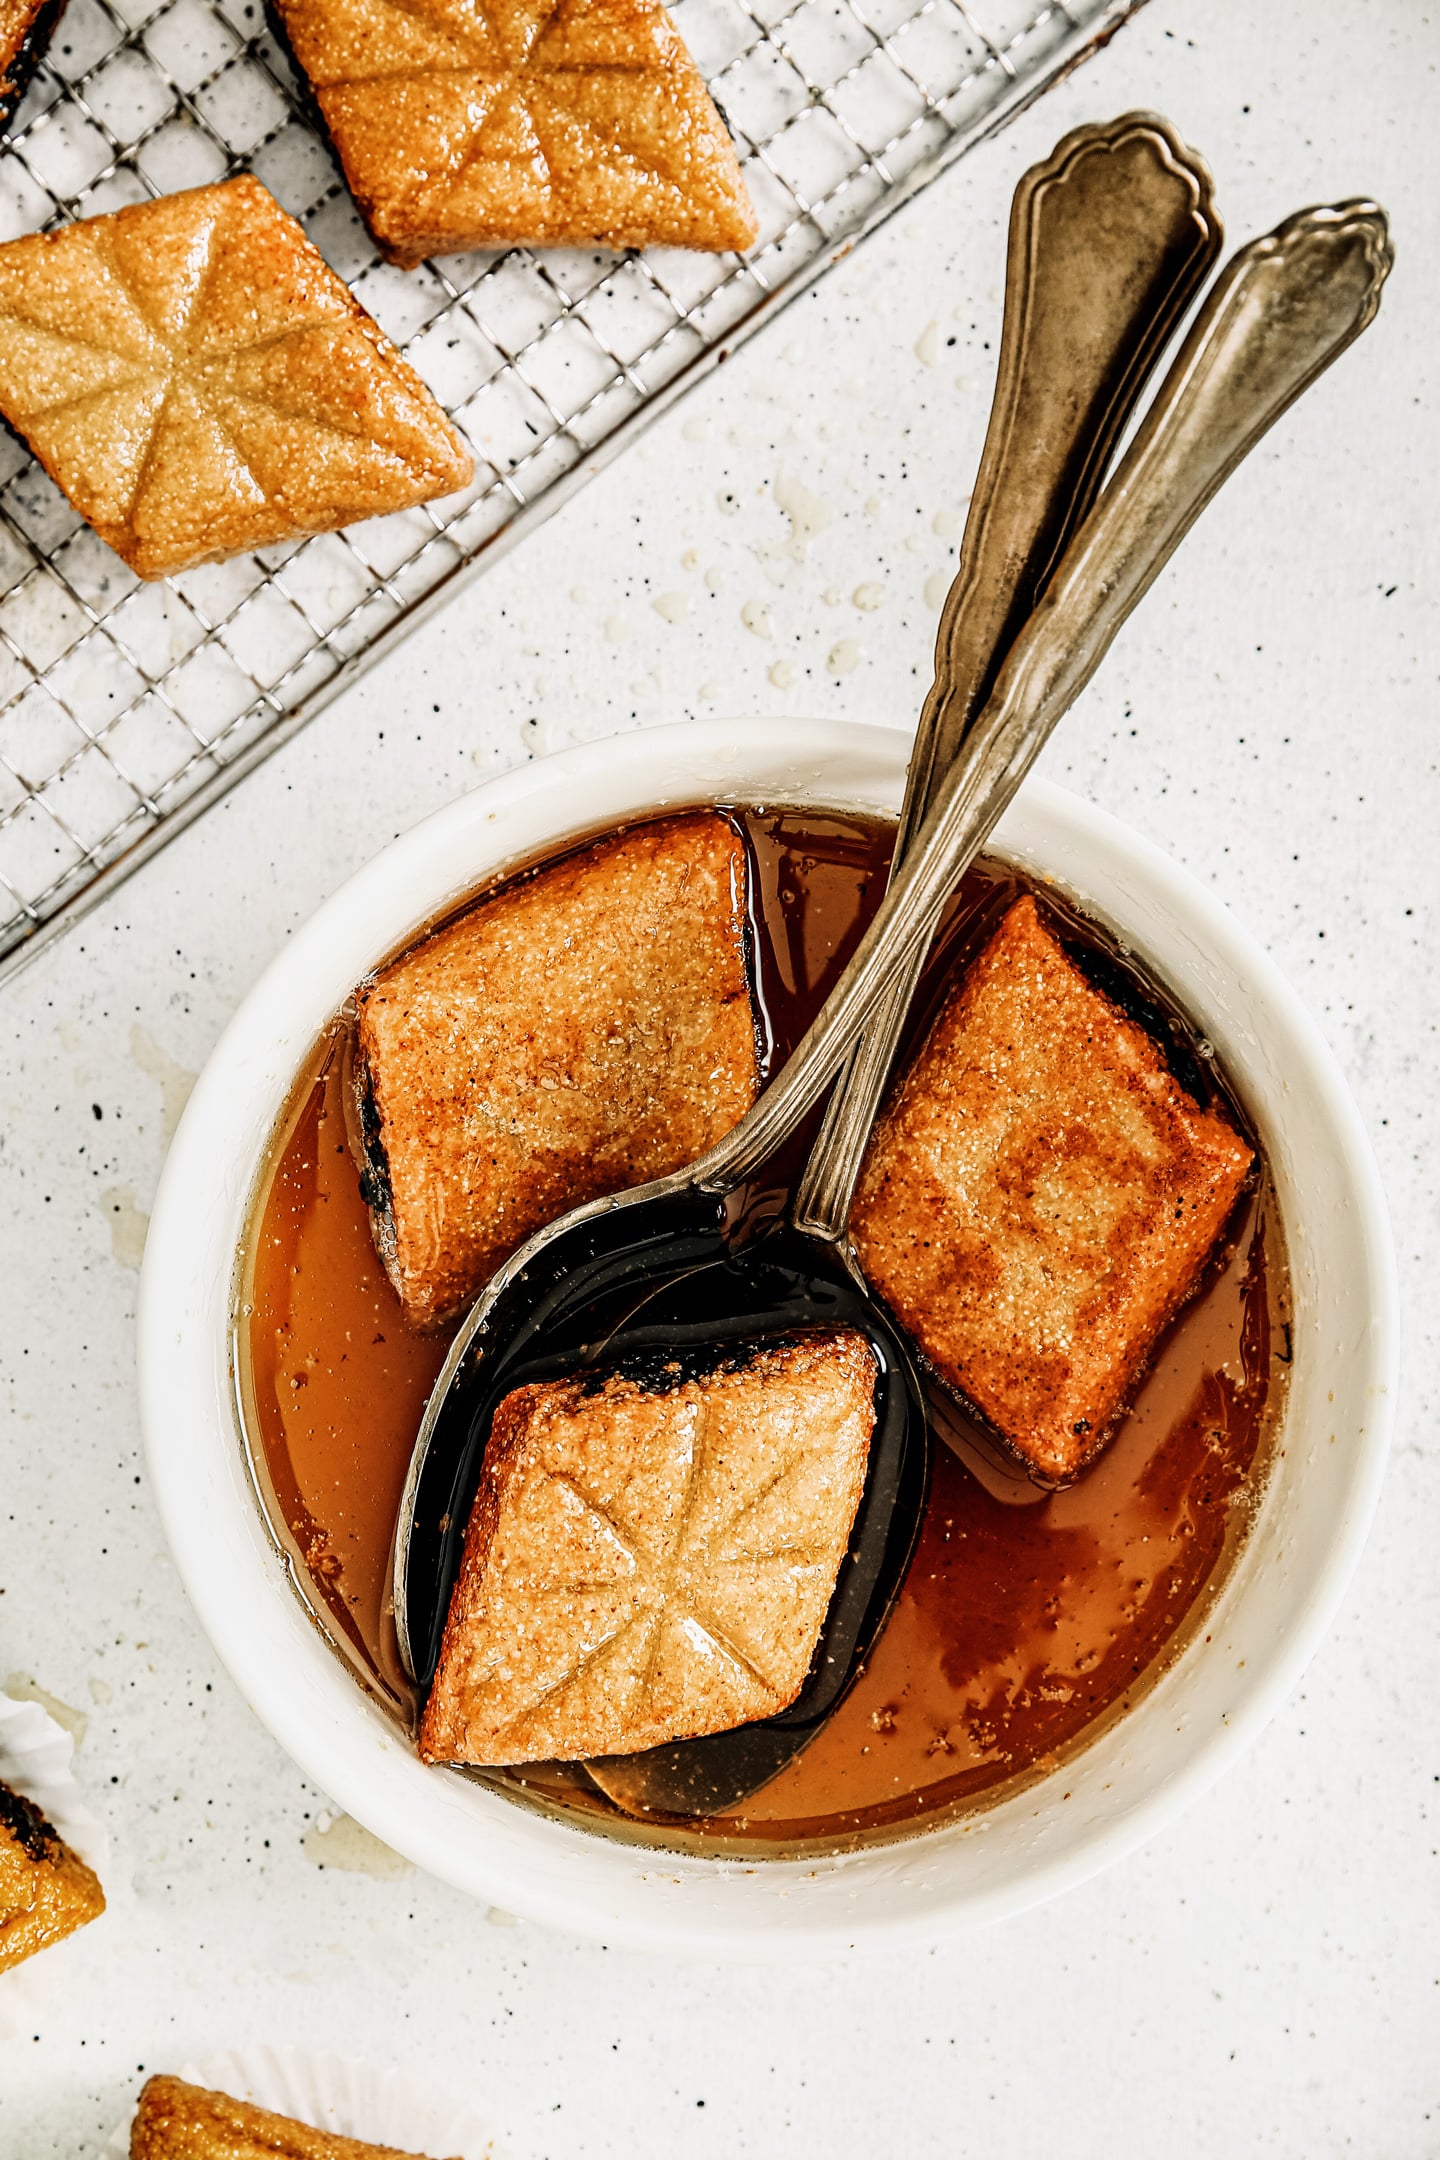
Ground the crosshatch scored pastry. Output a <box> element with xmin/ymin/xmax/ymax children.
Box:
<box><xmin>0</xmin><ymin>1775</ymin><xmax>104</xmax><ymax>1973</ymax></box>
<box><xmin>355</xmin><ymin>810</ymin><xmax>760</xmax><ymax>1328</ymax></box>
<box><xmin>0</xmin><ymin>175</ymin><xmax>472</xmax><ymax>580</ymax></box>
<box><xmin>420</xmin><ymin>1329</ymin><xmax>876</xmax><ymax>1765</ymax></box>
<box><xmin>130</xmin><ymin>2074</ymin><xmax>459</xmax><ymax>2159</ymax></box>
<box><xmin>270</xmin><ymin>0</ymin><xmax>758</xmax><ymax>266</ymax></box>
<box><xmin>851</xmin><ymin>894</ymin><xmax>1254</xmax><ymax>1484</ymax></box>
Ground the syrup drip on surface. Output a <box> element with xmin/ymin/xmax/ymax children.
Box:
<box><xmin>238</xmin><ymin>807</ymin><xmax>1285</xmax><ymax>1851</ymax></box>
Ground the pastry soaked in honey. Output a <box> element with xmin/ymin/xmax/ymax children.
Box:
<box><xmin>0</xmin><ymin>0</ymin><xmax>67</xmax><ymax>134</ymax></box>
<box><xmin>0</xmin><ymin>1777</ymin><xmax>104</xmax><ymax>1973</ymax></box>
<box><xmin>356</xmin><ymin>811</ymin><xmax>759</xmax><ymax>1328</ymax></box>
<box><xmin>420</xmin><ymin>1330</ymin><xmax>876</xmax><ymax>1765</ymax></box>
<box><xmin>0</xmin><ymin>175</ymin><xmax>472</xmax><ymax>580</ymax></box>
<box><xmin>851</xmin><ymin>895</ymin><xmax>1253</xmax><ymax>1482</ymax></box>
<box><xmin>270</xmin><ymin>0</ymin><xmax>757</xmax><ymax>266</ymax></box>
<box><xmin>130</xmin><ymin>2075</ymin><xmax>458</xmax><ymax>2159</ymax></box>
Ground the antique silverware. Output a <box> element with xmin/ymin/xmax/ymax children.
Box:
<box><xmin>395</xmin><ymin>190</ymin><xmax>1391</xmax><ymax>1822</ymax></box>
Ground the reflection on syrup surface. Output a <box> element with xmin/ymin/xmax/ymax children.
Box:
<box><xmin>238</xmin><ymin>807</ymin><xmax>1286</xmax><ymax>1852</ymax></box>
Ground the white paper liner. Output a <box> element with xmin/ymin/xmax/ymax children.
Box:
<box><xmin>102</xmin><ymin>2046</ymin><xmax>496</xmax><ymax>2157</ymax></box>
<box><xmin>0</xmin><ymin>1692</ymin><xmax>110</xmax><ymax>2041</ymax></box>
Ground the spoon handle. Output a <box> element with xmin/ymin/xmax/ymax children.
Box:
<box><xmin>795</xmin><ymin>111</ymin><xmax>1221</xmax><ymax>1240</ymax></box>
<box><xmin>905</xmin><ymin>113</ymin><xmax>1221</xmax><ymax>859</ymax></box>
<box><xmin>710</xmin><ymin>198</ymin><xmax>1393</xmax><ymax>1193</ymax></box>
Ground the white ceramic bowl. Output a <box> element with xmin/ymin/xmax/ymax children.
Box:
<box><xmin>139</xmin><ymin>719</ymin><xmax>1397</xmax><ymax>1959</ymax></box>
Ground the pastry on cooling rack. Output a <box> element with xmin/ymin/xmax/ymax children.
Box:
<box><xmin>270</xmin><ymin>0</ymin><xmax>757</xmax><ymax>267</ymax></box>
<box><xmin>0</xmin><ymin>0</ymin><xmax>68</xmax><ymax>137</ymax></box>
<box><xmin>130</xmin><ymin>2074</ymin><xmax>459</xmax><ymax>2158</ymax></box>
<box><xmin>0</xmin><ymin>174</ymin><xmax>472</xmax><ymax>580</ymax></box>
<box><xmin>851</xmin><ymin>894</ymin><xmax>1254</xmax><ymax>1484</ymax></box>
<box><xmin>419</xmin><ymin>1329</ymin><xmax>875</xmax><ymax>1766</ymax></box>
<box><xmin>0</xmin><ymin>1776</ymin><xmax>104</xmax><ymax>1972</ymax></box>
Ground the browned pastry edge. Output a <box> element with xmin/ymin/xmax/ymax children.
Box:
<box><xmin>0</xmin><ymin>0</ymin><xmax>69</xmax><ymax>133</ymax></box>
<box><xmin>130</xmin><ymin>2074</ymin><xmax>461</xmax><ymax>2159</ymax></box>
<box><xmin>0</xmin><ymin>1775</ymin><xmax>105</xmax><ymax>1973</ymax></box>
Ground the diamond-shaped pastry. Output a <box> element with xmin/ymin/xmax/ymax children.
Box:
<box><xmin>0</xmin><ymin>1777</ymin><xmax>104</xmax><ymax>1973</ymax></box>
<box><xmin>419</xmin><ymin>1331</ymin><xmax>877</xmax><ymax>1766</ymax></box>
<box><xmin>271</xmin><ymin>0</ymin><xmax>758</xmax><ymax>266</ymax></box>
<box><xmin>132</xmin><ymin>2074</ymin><xmax>458</xmax><ymax>2159</ymax></box>
<box><xmin>0</xmin><ymin>176</ymin><xmax>473</xmax><ymax>579</ymax></box>
<box><xmin>356</xmin><ymin>811</ymin><xmax>760</xmax><ymax>1328</ymax></box>
<box><xmin>851</xmin><ymin>895</ymin><xmax>1254</xmax><ymax>1482</ymax></box>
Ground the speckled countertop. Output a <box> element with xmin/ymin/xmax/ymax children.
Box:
<box><xmin>2</xmin><ymin>0</ymin><xmax>1437</xmax><ymax>2152</ymax></box>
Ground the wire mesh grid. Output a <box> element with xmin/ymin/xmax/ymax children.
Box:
<box><xmin>0</xmin><ymin>0</ymin><xmax>1141</xmax><ymax>979</ymax></box>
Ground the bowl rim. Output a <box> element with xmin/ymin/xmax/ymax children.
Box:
<box><xmin>138</xmin><ymin>716</ymin><xmax>1398</xmax><ymax>1958</ymax></box>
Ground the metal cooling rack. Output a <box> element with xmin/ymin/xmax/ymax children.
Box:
<box><xmin>0</xmin><ymin>0</ymin><xmax>1143</xmax><ymax>980</ymax></box>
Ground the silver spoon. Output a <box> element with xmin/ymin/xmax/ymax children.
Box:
<box><xmin>395</xmin><ymin>194</ymin><xmax>1390</xmax><ymax>1822</ymax></box>
<box><xmin>803</xmin><ymin>107</ymin><xmax>1221</xmax><ymax>1504</ymax></box>
<box><xmin>587</xmin><ymin>112</ymin><xmax>1225</xmax><ymax>1812</ymax></box>
<box><xmin>392</xmin><ymin>109</ymin><xmax>1220</xmax><ymax>1812</ymax></box>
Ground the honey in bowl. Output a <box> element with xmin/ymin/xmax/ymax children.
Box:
<box><xmin>235</xmin><ymin>807</ymin><xmax>1287</xmax><ymax>1855</ymax></box>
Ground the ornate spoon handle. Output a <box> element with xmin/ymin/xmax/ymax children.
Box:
<box><xmin>796</xmin><ymin>110</ymin><xmax>1221</xmax><ymax>1239</ymax></box>
<box><xmin>708</xmin><ymin>198</ymin><xmax>1393</xmax><ymax>1199</ymax></box>
<box><xmin>906</xmin><ymin>112</ymin><xmax>1221</xmax><ymax>854</ymax></box>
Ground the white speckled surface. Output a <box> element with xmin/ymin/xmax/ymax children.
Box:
<box><xmin>1</xmin><ymin>0</ymin><xmax>1437</xmax><ymax>2151</ymax></box>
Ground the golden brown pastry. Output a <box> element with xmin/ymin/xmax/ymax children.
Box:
<box><xmin>0</xmin><ymin>175</ymin><xmax>472</xmax><ymax>580</ymax></box>
<box><xmin>419</xmin><ymin>1329</ymin><xmax>876</xmax><ymax>1765</ymax></box>
<box><xmin>355</xmin><ymin>811</ymin><xmax>760</xmax><ymax>1328</ymax></box>
<box><xmin>270</xmin><ymin>0</ymin><xmax>758</xmax><ymax>265</ymax></box>
<box><xmin>0</xmin><ymin>0</ymin><xmax>67</xmax><ymax>134</ymax></box>
<box><xmin>0</xmin><ymin>1776</ymin><xmax>104</xmax><ymax>1973</ymax></box>
<box><xmin>851</xmin><ymin>895</ymin><xmax>1254</xmax><ymax>1482</ymax></box>
<box><xmin>130</xmin><ymin>2074</ymin><xmax>458</xmax><ymax>2158</ymax></box>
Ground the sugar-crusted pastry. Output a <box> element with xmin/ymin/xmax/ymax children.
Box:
<box><xmin>0</xmin><ymin>1776</ymin><xmax>104</xmax><ymax>1973</ymax></box>
<box><xmin>0</xmin><ymin>0</ymin><xmax>67</xmax><ymax>135</ymax></box>
<box><xmin>270</xmin><ymin>0</ymin><xmax>757</xmax><ymax>266</ymax></box>
<box><xmin>130</xmin><ymin>2074</ymin><xmax>458</xmax><ymax>2159</ymax></box>
<box><xmin>355</xmin><ymin>811</ymin><xmax>760</xmax><ymax>1328</ymax></box>
<box><xmin>419</xmin><ymin>1329</ymin><xmax>876</xmax><ymax>1765</ymax></box>
<box><xmin>0</xmin><ymin>175</ymin><xmax>472</xmax><ymax>580</ymax></box>
<box><xmin>851</xmin><ymin>895</ymin><xmax>1254</xmax><ymax>1482</ymax></box>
